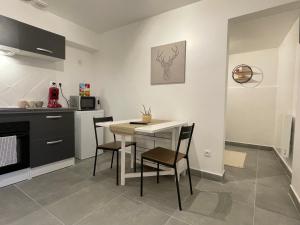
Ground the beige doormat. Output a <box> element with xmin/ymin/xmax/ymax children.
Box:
<box><xmin>224</xmin><ymin>150</ymin><xmax>247</xmax><ymax>168</ymax></box>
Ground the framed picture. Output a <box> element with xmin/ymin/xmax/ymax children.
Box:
<box><xmin>151</xmin><ymin>41</ymin><xmax>186</xmax><ymax>85</ymax></box>
<box><xmin>79</xmin><ymin>83</ymin><xmax>91</xmax><ymax>96</ymax></box>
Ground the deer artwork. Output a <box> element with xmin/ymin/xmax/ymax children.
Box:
<box><xmin>156</xmin><ymin>46</ymin><xmax>180</xmax><ymax>80</ymax></box>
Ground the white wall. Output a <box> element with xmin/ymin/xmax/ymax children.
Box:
<box><xmin>292</xmin><ymin>42</ymin><xmax>300</xmax><ymax>206</ymax></box>
<box><xmin>275</xmin><ymin>19</ymin><xmax>299</xmax><ymax>156</ymax></box>
<box><xmin>94</xmin><ymin>0</ymin><xmax>298</xmax><ymax>176</ymax></box>
<box><xmin>226</xmin><ymin>49</ymin><xmax>278</xmax><ymax>146</ymax></box>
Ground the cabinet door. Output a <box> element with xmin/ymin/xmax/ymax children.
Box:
<box><xmin>0</xmin><ymin>15</ymin><xmax>19</xmax><ymax>49</ymax></box>
<box><xmin>30</xmin><ymin>113</ymin><xmax>74</xmax><ymax>140</ymax></box>
<box><xmin>30</xmin><ymin>135</ymin><xmax>74</xmax><ymax>168</ymax></box>
<box><xmin>19</xmin><ymin>23</ymin><xmax>65</xmax><ymax>59</ymax></box>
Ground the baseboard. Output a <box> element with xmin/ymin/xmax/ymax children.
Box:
<box><xmin>30</xmin><ymin>158</ymin><xmax>75</xmax><ymax>177</ymax></box>
<box><xmin>273</xmin><ymin>147</ymin><xmax>292</xmax><ymax>179</ymax></box>
<box><xmin>191</xmin><ymin>168</ymin><xmax>225</xmax><ymax>182</ymax></box>
<box><xmin>289</xmin><ymin>185</ymin><xmax>300</xmax><ymax>213</ymax></box>
<box><xmin>0</xmin><ymin>169</ymin><xmax>30</xmax><ymax>188</ymax></box>
<box><xmin>225</xmin><ymin>141</ymin><xmax>273</xmax><ymax>151</ymax></box>
<box><xmin>0</xmin><ymin>158</ymin><xmax>75</xmax><ymax>188</ymax></box>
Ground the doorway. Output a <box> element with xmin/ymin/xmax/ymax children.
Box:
<box><xmin>223</xmin><ymin>6</ymin><xmax>300</xmax><ymax>223</ymax></box>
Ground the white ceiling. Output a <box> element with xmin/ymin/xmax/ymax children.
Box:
<box><xmin>229</xmin><ymin>9</ymin><xmax>300</xmax><ymax>54</ymax></box>
<box><xmin>42</xmin><ymin>0</ymin><xmax>200</xmax><ymax>33</ymax></box>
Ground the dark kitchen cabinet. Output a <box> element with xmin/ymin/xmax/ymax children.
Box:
<box><xmin>0</xmin><ymin>15</ymin><xmax>65</xmax><ymax>60</ymax></box>
<box><xmin>19</xmin><ymin>23</ymin><xmax>65</xmax><ymax>59</ymax></box>
<box><xmin>0</xmin><ymin>16</ymin><xmax>19</xmax><ymax>49</ymax></box>
<box><xmin>30</xmin><ymin>113</ymin><xmax>74</xmax><ymax>140</ymax></box>
<box><xmin>30</xmin><ymin>112</ymin><xmax>74</xmax><ymax>167</ymax></box>
<box><xmin>30</xmin><ymin>135</ymin><xmax>74</xmax><ymax>168</ymax></box>
<box><xmin>0</xmin><ymin>110</ymin><xmax>74</xmax><ymax>168</ymax></box>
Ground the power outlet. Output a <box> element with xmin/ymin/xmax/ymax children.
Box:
<box><xmin>204</xmin><ymin>149</ymin><xmax>211</xmax><ymax>158</ymax></box>
<box><xmin>49</xmin><ymin>81</ymin><xmax>56</xmax><ymax>86</ymax></box>
<box><xmin>49</xmin><ymin>81</ymin><xmax>62</xmax><ymax>87</ymax></box>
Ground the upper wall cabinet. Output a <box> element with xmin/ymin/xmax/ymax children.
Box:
<box><xmin>0</xmin><ymin>15</ymin><xmax>65</xmax><ymax>60</ymax></box>
<box><xmin>0</xmin><ymin>16</ymin><xmax>19</xmax><ymax>49</ymax></box>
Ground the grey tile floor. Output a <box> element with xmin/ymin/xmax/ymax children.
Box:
<box><xmin>0</xmin><ymin>145</ymin><xmax>299</xmax><ymax>225</ymax></box>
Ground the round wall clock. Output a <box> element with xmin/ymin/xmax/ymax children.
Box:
<box><xmin>232</xmin><ymin>64</ymin><xmax>253</xmax><ymax>84</ymax></box>
<box><xmin>232</xmin><ymin>64</ymin><xmax>263</xmax><ymax>88</ymax></box>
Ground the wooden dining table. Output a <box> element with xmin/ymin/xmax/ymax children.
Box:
<box><xmin>96</xmin><ymin>119</ymin><xmax>187</xmax><ymax>185</ymax></box>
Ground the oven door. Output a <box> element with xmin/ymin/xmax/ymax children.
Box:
<box><xmin>0</xmin><ymin>122</ymin><xmax>29</xmax><ymax>175</ymax></box>
<box><xmin>80</xmin><ymin>97</ymin><xmax>96</xmax><ymax>110</ymax></box>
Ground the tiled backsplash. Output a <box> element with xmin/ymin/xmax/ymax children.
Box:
<box><xmin>0</xmin><ymin>55</ymin><xmax>55</xmax><ymax>106</ymax></box>
<box><xmin>0</xmin><ymin>46</ymin><xmax>96</xmax><ymax>107</ymax></box>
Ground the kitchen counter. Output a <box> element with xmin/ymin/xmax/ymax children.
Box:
<box><xmin>0</xmin><ymin>107</ymin><xmax>76</xmax><ymax>114</ymax></box>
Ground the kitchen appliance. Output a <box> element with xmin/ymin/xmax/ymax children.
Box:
<box><xmin>70</xmin><ymin>96</ymin><xmax>101</xmax><ymax>111</ymax></box>
<box><xmin>47</xmin><ymin>82</ymin><xmax>62</xmax><ymax>108</ymax></box>
<box><xmin>0</xmin><ymin>122</ymin><xmax>29</xmax><ymax>175</ymax></box>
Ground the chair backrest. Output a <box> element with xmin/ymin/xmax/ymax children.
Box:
<box><xmin>93</xmin><ymin>116</ymin><xmax>116</xmax><ymax>147</ymax></box>
<box><xmin>173</xmin><ymin>123</ymin><xmax>195</xmax><ymax>165</ymax></box>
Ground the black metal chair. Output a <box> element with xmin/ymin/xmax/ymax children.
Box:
<box><xmin>93</xmin><ymin>116</ymin><xmax>137</xmax><ymax>185</ymax></box>
<box><xmin>140</xmin><ymin>123</ymin><xmax>195</xmax><ymax>210</ymax></box>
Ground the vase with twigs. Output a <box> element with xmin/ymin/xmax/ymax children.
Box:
<box><xmin>140</xmin><ymin>105</ymin><xmax>152</xmax><ymax>123</ymax></box>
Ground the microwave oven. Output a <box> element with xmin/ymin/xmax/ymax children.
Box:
<box><xmin>70</xmin><ymin>96</ymin><xmax>101</xmax><ymax>111</ymax></box>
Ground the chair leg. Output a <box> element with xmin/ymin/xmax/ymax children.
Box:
<box><xmin>140</xmin><ymin>157</ymin><xmax>144</xmax><ymax>196</ymax></box>
<box><xmin>157</xmin><ymin>163</ymin><xmax>160</xmax><ymax>184</ymax></box>
<box><xmin>116</xmin><ymin>151</ymin><xmax>119</xmax><ymax>185</ymax></box>
<box><xmin>93</xmin><ymin>148</ymin><xmax>98</xmax><ymax>176</ymax></box>
<box><xmin>174</xmin><ymin>165</ymin><xmax>182</xmax><ymax>211</ymax></box>
<box><xmin>186</xmin><ymin>157</ymin><xmax>193</xmax><ymax>195</ymax></box>
<box><xmin>134</xmin><ymin>144</ymin><xmax>137</xmax><ymax>172</ymax></box>
<box><xmin>110</xmin><ymin>151</ymin><xmax>115</xmax><ymax>169</ymax></box>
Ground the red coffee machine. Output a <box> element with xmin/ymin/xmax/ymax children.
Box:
<box><xmin>47</xmin><ymin>82</ymin><xmax>62</xmax><ymax>108</ymax></box>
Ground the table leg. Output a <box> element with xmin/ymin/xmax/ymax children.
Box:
<box><xmin>121</xmin><ymin>135</ymin><xmax>126</xmax><ymax>185</ymax></box>
<box><xmin>130</xmin><ymin>136</ymin><xmax>135</xmax><ymax>169</ymax></box>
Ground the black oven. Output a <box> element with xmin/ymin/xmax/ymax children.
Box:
<box><xmin>0</xmin><ymin>122</ymin><xmax>29</xmax><ymax>175</ymax></box>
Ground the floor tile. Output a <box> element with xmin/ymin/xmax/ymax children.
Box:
<box><xmin>7</xmin><ymin>209</ymin><xmax>62</xmax><ymax>225</ymax></box>
<box><xmin>124</xmin><ymin>175</ymin><xmax>191</xmax><ymax>215</ymax></box>
<box><xmin>1</xmin><ymin>146</ymin><xmax>299</xmax><ymax>225</ymax></box>
<box><xmin>0</xmin><ymin>186</ymin><xmax>40</xmax><ymax>225</ymax></box>
<box><xmin>255</xmin><ymin>183</ymin><xmax>300</xmax><ymax>220</ymax></box>
<box><xmin>70</xmin><ymin>153</ymin><xmax>114</xmax><ymax>178</ymax></box>
<box><xmin>254</xmin><ymin>207</ymin><xmax>300</xmax><ymax>225</ymax></box>
<box><xmin>195</xmin><ymin>178</ymin><xmax>255</xmax><ymax>205</ymax></box>
<box><xmin>88</xmin><ymin>171</ymin><xmax>128</xmax><ymax>195</ymax></box>
<box><xmin>164</xmin><ymin>218</ymin><xmax>190</xmax><ymax>225</ymax></box>
<box><xmin>257</xmin><ymin>157</ymin><xmax>286</xmax><ymax>178</ymax></box>
<box><xmin>257</xmin><ymin>150</ymin><xmax>277</xmax><ymax>162</ymax></box>
<box><xmin>77</xmin><ymin>196</ymin><xmax>169</xmax><ymax>225</ymax></box>
<box><xmin>224</xmin><ymin>165</ymin><xmax>257</xmax><ymax>182</ymax></box>
<box><xmin>16</xmin><ymin>169</ymin><xmax>88</xmax><ymax>206</ymax></box>
<box><xmin>172</xmin><ymin>189</ymin><xmax>254</xmax><ymax>225</ymax></box>
<box><xmin>46</xmin><ymin>181</ymin><xmax>118</xmax><ymax>225</ymax></box>
<box><xmin>257</xmin><ymin>175</ymin><xmax>290</xmax><ymax>191</ymax></box>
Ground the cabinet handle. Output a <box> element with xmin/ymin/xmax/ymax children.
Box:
<box><xmin>46</xmin><ymin>115</ymin><xmax>62</xmax><ymax>119</ymax></box>
<box><xmin>36</xmin><ymin>48</ymin><xmax>53</xmax><ymax>54</ymax></box>
<box><xmin>47</xmin><ymin>140</ymin><xmax>63</xmax><ymax>145</ymax></box>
